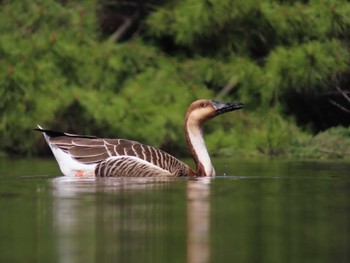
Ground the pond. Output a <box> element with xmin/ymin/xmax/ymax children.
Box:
<box><xmin>0</xmin><ymin>158</ymin><xmax>349</xmax><ymax>263</ymax></box>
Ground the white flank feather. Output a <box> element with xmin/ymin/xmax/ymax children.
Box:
<box><xmin>38</xmin><ymin>125</ymin><xmax>96</xmax><ymax>177</ymax></box>
<box><xmin>49</xmin><ymin>143</ymin><xmax>96</xmax><ymax>177</ymax></box>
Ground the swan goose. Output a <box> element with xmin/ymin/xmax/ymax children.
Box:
<box><xmin>36</xmin><ymin>99</ymin><xmax>244</xmax><ymax>177</ymax></box>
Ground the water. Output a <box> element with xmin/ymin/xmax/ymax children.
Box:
<box><xmin>0</xmin><ymin>158</ymin><xmax>349</xmax><ymax>263</ymax></box>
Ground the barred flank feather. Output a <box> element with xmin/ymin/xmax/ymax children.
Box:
<box><xmin>95</xmin><ymin>156</ymin><xmax>188</xmax><ymax>177</ymax></box>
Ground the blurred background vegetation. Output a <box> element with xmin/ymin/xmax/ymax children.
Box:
<box><xmin>1</xmin><ymin>0</ymin><xmax>350</xmax><ymax>159</ymax></box>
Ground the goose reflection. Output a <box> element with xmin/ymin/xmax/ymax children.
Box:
<box><xmin>52</xmin><ymin>177</ymin><xmax>211</xmax><ymax>263</ymax></box>
<box><xmin>187</xmin><ymin>178</ymin><xmax>211</xmax><ymax>263</ymax></box>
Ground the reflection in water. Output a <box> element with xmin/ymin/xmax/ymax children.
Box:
<box><xmin>52</xmin><ymin>177</ymin><xmax>212</xmax><ymax>263</ymax></box>
<box><xmin>187</xmin><ymin>178</ymin><xmax>211</xmax><ymax>263</ymax></box>
<box><xmin>1</xmin><ymin>159</ymin><xmax>350</xmax><ymax>263</ymax></box>
<box><xmin>52</xmin><ymin>177</ymin><xmax>97</xmax><ymax>263</ymax></box>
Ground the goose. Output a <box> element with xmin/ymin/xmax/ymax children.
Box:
<box><xmin>36</xmin><ymin>99</ymin><xmax>244</xmax><ymax>177</ymax></box>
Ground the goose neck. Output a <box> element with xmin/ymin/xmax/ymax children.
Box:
<box><xmin>185</xmin><ymin>119</ymin><xmax>215</xmax><ymax>177</ymax></box>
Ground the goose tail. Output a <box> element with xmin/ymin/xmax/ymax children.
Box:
<box><xmin>35</xmin><ymin>124</ymin><xmax>96</xmax><ymax>177</ymax></box>
<box><xmin>35</xmin><ymin>124</ymin><xmax>53</xmax><ymax>143</ymax></box>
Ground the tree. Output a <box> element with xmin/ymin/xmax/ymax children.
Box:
<box><xmin>1</xmin><ymin>0</ymin><xmax>350</xmax><ymax>158</ymax></box>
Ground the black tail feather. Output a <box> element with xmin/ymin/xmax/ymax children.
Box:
<box><xmin>34</xmin><ymin>126</ymin><xmax>97</xmax><ymax>139</ymax></box>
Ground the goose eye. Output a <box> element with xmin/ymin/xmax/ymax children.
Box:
<box><xmin>200</xmin><ymin>102</ymin><xmax>206</xmax><ymax>108</ymax></box>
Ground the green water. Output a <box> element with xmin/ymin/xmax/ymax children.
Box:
<box><xmin>0</xmin><ymin>158</ymin><xmax>349</xmax><ymax>263</ymax></box>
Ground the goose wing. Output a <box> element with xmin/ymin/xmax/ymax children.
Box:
<box><xmin>49</xmin><ymin>136</ymin><xmax>142</xmax><ymax>164</ymax></box>
<box><xmin>36</xmin><ymin>127</ymin><xmax>191</xmax><ymax>176</ymax></box>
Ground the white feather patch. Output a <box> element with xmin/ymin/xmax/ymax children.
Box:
<box><xmin>48</xmin><ymin>142</ymin><xmax>96</xmax><ymax>177</ymax></box>
<box><xmin>186</xmin><ymin>124</ymin><xmax>215</xmax><ymax>177</ymax></box>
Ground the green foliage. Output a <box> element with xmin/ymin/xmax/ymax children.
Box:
<box><xmin>147</xmin><ymin>0</ymin><xmax>350</xmax><ymax>56</ymax></box>
<box><xmin>1</xmin><ymin>0</ymin><xmax>350</xmax><ymax>158</ymax></box>
<box><xmin>292</xmin><ymin>126</ymin><xmax>350</xmax><ymax>159</ymax></box>
<box><xmin>265</xmin><ymin>40</ymin><xmax>348</xmax><ymax>93</ymax></box>
<box><xmin>206</xmin><ymin>110</ymin><xmax>309</xmax><ymax>158</ymax></box>
<box><xmin>0</xmin><ymin>0</ymin><xmax>96</xmax><ymax>154</ymax></box>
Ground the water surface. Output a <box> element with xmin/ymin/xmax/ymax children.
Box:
<box><xmin>0</xmin><ymin>158</ymin><xmax>349</xmax><ymax>263</ymax></box>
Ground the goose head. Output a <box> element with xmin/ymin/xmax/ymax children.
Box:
<box><xmin>185</xmin><ymin>99</ymin><xmax>244</xmax><ymax>126</ymax></box>
<box><xmin>185</xmin><ymin>99</ymin><xmax>244</xmax><ymax>177</ymax></box>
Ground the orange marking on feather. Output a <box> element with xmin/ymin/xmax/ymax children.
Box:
<box><xmin>75</xmin><ymin>171</ymin><xmax>84</xmax><ymax>177</ymax></box>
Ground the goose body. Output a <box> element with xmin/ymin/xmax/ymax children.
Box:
<box><xmin>36</xmin><ymin>99</ymin><xmax>243</xmax><ymax>177</ymax></box>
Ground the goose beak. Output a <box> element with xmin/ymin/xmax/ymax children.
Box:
<box><xmin>210</xmin><ymin>100</ymin><xmax>244</xmax><ymax>115</ymax></box>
